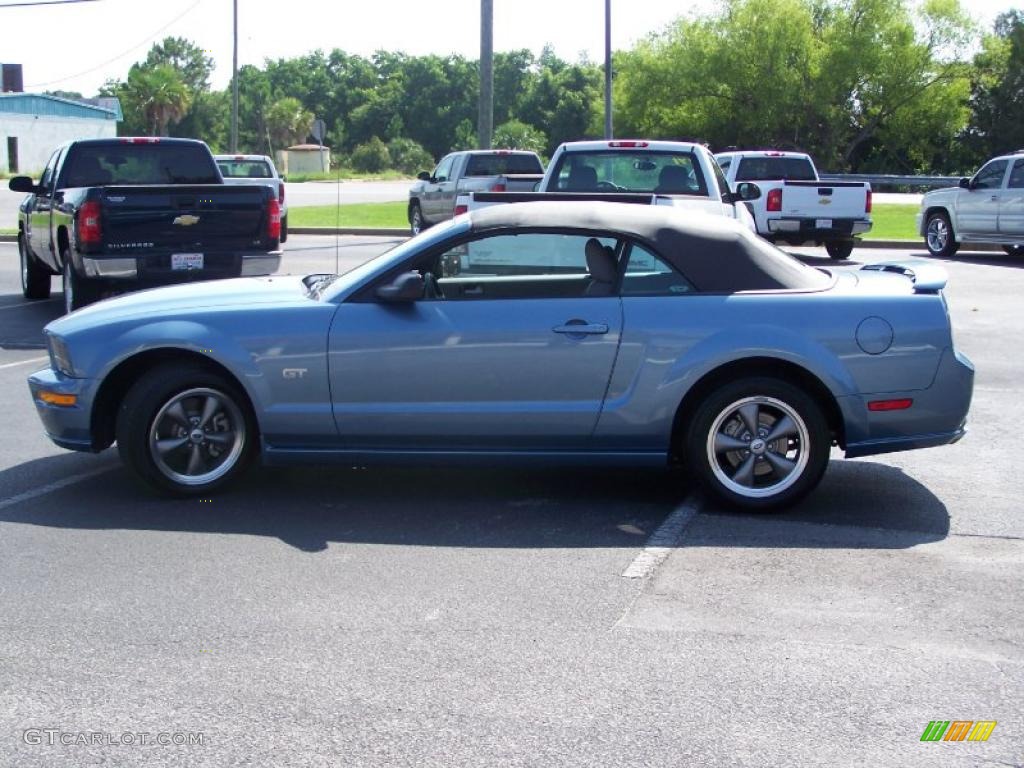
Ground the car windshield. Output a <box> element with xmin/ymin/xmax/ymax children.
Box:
<box><xmin>550</xmin><ymin>150</ymin><xmax>709</xmax><ymax>196</ymax></box>
<box><xmin>217</xmin><ymin>160</ymin><xmax>274</xmax><ymax>179</ymax></box>
<box><xmin>735</xmin><ymin>156</ymin><xmax>817</xmax><ymax>181</ymax></box>
<box><xmin>62</xmin><ymin>144</ymin><xmax>221</xmax><ymax>186</ymax></box>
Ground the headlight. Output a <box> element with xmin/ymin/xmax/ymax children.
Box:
<box><xmin>47</xmin><ymin>334</ymin><xmax>75</xmax><ymax>377</ymax></box>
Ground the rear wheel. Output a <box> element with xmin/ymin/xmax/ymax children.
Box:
<box><xmin>116</xmin><ymin>364</ymin><xmax>257</xmax><ymax>496</ymax></box>
<box><xmin>280</xmin><ymin>214</ymin><xmax>288</xmax><ymax>243</ymax></box>
<box><xmin>1003</xmin><ymin>245</ymin><xmax>1023</xmax><ymax>257</ymax></box>
<box><xmin>19</xmin><ymin>232</ymin><xmax>51</xmax><ymax>300</ymax></box>
<box><xmin>409</xmin><ymin>202</ymin><xmax>426</xmax><ymax>236</ymax></box>
<box><xmin>925</xmin><ymin>212</ymin><xmax>959</xmax><ymax>258</ymax></box>
<box><xmin>824</xmin><ymin>240</ymin><xmax>854</xmax><ymax>260</ymax></box>
<box><xmin>62</xmin><ymin>257</ymin><xmax>99</xmax><ymax>313</ymax></box>
<box><xmin>684</xmin><ymin>377</ymin><xmax>830</xmax><ymax>511</ymax></box>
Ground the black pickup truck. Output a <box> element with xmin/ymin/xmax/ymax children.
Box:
<box><xmin>10</xmin><ymin>137</ymin><xmax>282</xmax><ymax>312</ymax></box>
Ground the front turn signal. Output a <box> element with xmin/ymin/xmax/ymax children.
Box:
<box><xmin>38</xmin><ymin>391</ymin><xmax>77</xmax><ymax>407</ymax></box>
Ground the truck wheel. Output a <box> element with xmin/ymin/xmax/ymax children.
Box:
<box><xmin>409</xmin><ymin>202</ymin><xmax>426</xmax><ymax>236</ymax></box>
<box><xmin>684</xmin><ymin>377</ymin><xmax>830</xmax><ymax>511</ymax></box>
<box><xmin>925</xmin><ymin>212</ymin><xmax>959</xmax><ymax>258</ymax></box>
<box><xmin>116</xmin><ymin>363</ymin><xmax>257</xmax><ymax>496</ymax></box>
<box><xmin>62</xmin><ymin>258</ymin><xmax>99</xmax><ymax>313</ymax></box>
<box><xmin>20</xmin><ymin>232</ymin><xmax>52</xmax><ymax>300</ymax></box>
<box><xmin>1003</xmin><ymin>245</ymin><xmax>1023</xmax><ymax>257</ymax></box>
<box><xmin>824</xmin><ymin>240</ymin><xmax>855</xmax><ymax>260</ymax></box>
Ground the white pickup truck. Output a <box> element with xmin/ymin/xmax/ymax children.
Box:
<box><xmin>455</xmin><ymin>140</ymin><xmax>760</xmax><ymax>231</ymax></box>
<box><xmin>917</xmin><ymin>151</ymin><xmax>1024</xmax><ymax>257</ymax></box>
<box><xmin>714</xmin><ymin>150</ymin><xmax>872</xmax><ymax>260</ymax></box>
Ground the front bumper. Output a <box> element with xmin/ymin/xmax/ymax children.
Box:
<box><xmin>27</xmin><ymin>368</ymin><xmax>98</xmax><ymax>452</ymax></box>
<box><xmin>842</xmin><ymin>347</ymin><xmax>975</xmax><ymax>458</ymax></box>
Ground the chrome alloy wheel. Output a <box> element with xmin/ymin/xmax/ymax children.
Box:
<box><xmin>19</xmin><ymin>238</ymin><xmax>28</xmax><ymax>292</ymax></box>
<box><xmin>926</xmin><ymin>216</ymin><xmax>949</xmax><ymax>253</ymax></box>
<box><xmin>148</xmin><ymin>387</ymin><xmax>246</xmax><ymax>487</ymax></box>
<box><xmin>706</xmin><ymin>395</ymin><xmax>811</xmax><ymax>499</ymax></box>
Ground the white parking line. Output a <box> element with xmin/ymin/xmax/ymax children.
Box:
<box><xmin>0</xmin><ymin>300</ymin><xmax>59</xmax><ymax>311</ymax></box>
<box><xmin>0</xmin><ymin>356</ymin><xmax>48</xmax><ymax>371</ymax></box>
<box><xmin>621</xmin><ymin>494</ymin><xmax>701</xmax><ymax>579</ymax></box>
<box><xmin>0</xmin><ymin>466</ymin><xmax>115</xmax><ymax>512</ymax></box>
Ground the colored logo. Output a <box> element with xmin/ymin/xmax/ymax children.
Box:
<box><xmin>818</xmin><ymin>197</ymin><xmax>832</xmax><ymax>205</ymax></box>
<box><xmin>172</xmin><ymin>215</ymin><xmax>200</xmax><ymax>226</ymax></box>
<box><xmin>920</xmin><ymin>720</ymin><xmax>996</xmax><ymax>742</ymax></box>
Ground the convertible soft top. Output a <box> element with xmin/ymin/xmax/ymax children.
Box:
<box><xmin>469</xmin><ymin>201</ymin><xmax>831</xmax><ymax>292</ymax></box>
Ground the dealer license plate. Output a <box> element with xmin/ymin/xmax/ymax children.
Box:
<box><xmin>171</xmin><ymin>253</ymin><xmax>204</xmax><ymax>271</ymax></box>
<box><xmin>815</xmin><ymin>219</ymin><xmax>833</xmax><ymax>229</ymax></box>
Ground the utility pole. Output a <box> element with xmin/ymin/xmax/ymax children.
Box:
<box><xmin>230</xmin><ymin>0</ymin><xmax>239</xmax><ymax>152</ymax></box>
<box><xmin>604</xmin><ymin>0</ymin><xmax>612</xmax><ymax>139</ymax></box>
<box><xmin>478</xmin><ymin>0</ymin><xmax>493</xmax><ymax>149</ymax></box>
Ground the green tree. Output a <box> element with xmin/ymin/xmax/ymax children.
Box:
<box><xmin>143</xmin><ymin>37</ymin><xmax>214</xmax><ymax>91</ymax></box>
<box><xmin>387</xmin><ymin>137</ymin><xmax>433</xmax><ymax>175</ymax></box>
<box><xmin>964</xmin><ymin>11</ymin><xmax>1024</xmax><ymax>163</ymax></box>
<box><xmin>124</xmin><ymin>64</ymin><xmax>192</xmax><ymax>136</ymax></box>
<box><xmin>265</xmin><ymin>97</ymin><xmax>314</xmax><ymax>150</ymax></box>
<box><xmin>493</xmin><ymin>120</ymin><xmax>548</xmax><ymax>155</ymax></box>
<box><xmin>350</xmin><ymin>136</ymin><xmax>391</xmax><ymax>173</ymax></box>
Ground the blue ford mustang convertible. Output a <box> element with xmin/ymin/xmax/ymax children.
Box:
<box><xmin>28</xmin><ymin>202</ymin><xmax>974</xmax><ymax>509</ymax></box>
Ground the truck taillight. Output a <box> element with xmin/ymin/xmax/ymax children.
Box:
<box><xmin>267</xmin><ymin>199</ymin><xmax>281</xmax><ymax>240</ymax></box>
<box><xmin>279</xmin><ymin>182</ymin><xmax>285</xmax><ymax>204</ymax></box>
<box><xmin>865</xmin><ymin>189</ymin><xmax>872</xmax><ymax>213</ymax></box>
<box><xmin>608</xmin><ymin>140</ymin><xmax>649</xmax><ymax>148</ymax></box>
<box><xmin>491</xmin><ymin>182</ymin><xmax>506</xmax><ymax>192</ymax></box>
<box><xmin>766</xmin><ymin>188</ymin><xmax>783</xmax><ymax>212</ymax></box>
<box><xmin>78</xmin><ymin>201</ymin><xmax>102</xmax><ymax>245</ymax></box>
<box><xmin>120</xmin><ymin>137</ymin><xmax>160</xmax><ymax>144</ymax></box>
<box><xmin>454</xmin><ymin>204</ymin><xmax>468</xmax><ymax>216</ymax></box>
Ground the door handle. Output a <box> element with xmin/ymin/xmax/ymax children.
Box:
<box><xmin>553</xmin><ymin>321</ymin><xmax>609</xmax><ymax>335</ymax></box>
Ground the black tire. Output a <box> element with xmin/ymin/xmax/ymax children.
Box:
<box><xmin>1003</xmin><ymin>245</ymin><xmax>1023</xmax><ymax>257</ymax></box>
<box><xmin>280</xmin><ymin>214</ymin><xmax>288</xmax><ymax>243</ymax></box>
<box><xmin>62</xmin><ymin>257</ymin><xmax>99</xmax><ymax>313</ymax></box>
<box><xmin>684</xmin><ymin>376</ymin><xmax>830</xmax><ymax>511</ymax></box>
<box><xmin>824</xmin><ymin>240</ymin><xmax>855</xmax><ymax>260</ymax></box>
<box><xmin>116</xmin><ymin>363</ymin><xmax>257</xmax><ymax>496</ymax></box>
<box><xmin>924</xmin><ymin>212</ymin><xmax>959</xmax><ymax>258</ymax></box>
<box><xmin>19</xmin><ymin>232</ymin><xmax>51</xmax><ymax>300</ymax></box>
<box><xmin>409</xmin><ymin>202</ymin><xmax>426</xmax><ymax>236</ymax></box>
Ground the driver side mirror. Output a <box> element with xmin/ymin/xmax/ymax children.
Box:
<box><xmin>376</xmin><ymin>271</ymin><xmax>424</xmax><ymax>302</ymax></box>
<box><xmin>735</xmin><ymin>182</ymin><xmax>761</xmax><ymax>201</ymax></box>
<box><xmin>958</xmin><ymin>177</ymin><xmax>971</xmax><ymax>189</ymax></box>
<box><xmin>417</xmin><ymin>171</ymin><xmax>431</xmax><ymax>181</ymax></box>
<box><xmin>8</xmin><ymin>176</ymin><xmax>40</xmax><ymax>194</ymax></box>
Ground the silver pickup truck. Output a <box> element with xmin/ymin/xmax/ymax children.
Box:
<box><xmin>407</xmin><ymin>149</ymin><xmax>544</xmax><ymax>234</ymax></box>
<box><xmin>917</xmin><ymin>151</ymin><xmax>1024</xmax><ymax>257</ymax></box>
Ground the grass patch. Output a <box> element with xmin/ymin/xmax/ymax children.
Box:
<box><xmin>285</xmin><ymin>169</ymin><xmax>412</xmax><ymax>183</ymax></box>
<box><xmin>288</xmin><ymin>201</ymin><xmax>408</xmax><ymax>228</ymax></box>
<box><xmin>864</xmin><ymin>203</ymin><xmax>918</xmax><ymax>241</ymax></box>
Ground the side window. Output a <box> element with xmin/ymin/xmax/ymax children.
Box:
<box><xmin>433</xmin><ymin>155</ymin><xmax>455</xmax><ymax>183</ymax></box>
<box><xmin>38</xmin><ymin>149</ymin><xmax>61</xmax><ymax>191</ymax></box>
<box><xmin>711</xmin><ymin>158</ymin><xmax>731</xmax><ymax>202</ymax></box>
<box><xmin>427</xmin><ymin>232</ymin><xmax>619</xmax><ymax>300</ymax></box>
<box><xmin>973</xmin><ymin>159</ymin><xmax>1009</xmax><ymax>190</ymax></box>
<box><xmin>1009</xmin><ymin>159</ymin><xmax>1024</xmax><ymax>189</ymax></box>
<box><xmin>621</xmin><ymin>243</ymin><xmax>694</xmax><ymax>296</ymax></box>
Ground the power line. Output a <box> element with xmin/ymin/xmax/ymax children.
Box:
<box><xmin>23</xmin><ymin>0</ymin><xmax>202</xmax><ymax>89</ymax></box>
<box><xmin>0</xmin><ymin>0</ymin><xmax>99</xmax><ymax>7</ymax></box>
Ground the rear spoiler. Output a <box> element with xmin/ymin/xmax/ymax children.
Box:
<box><xmin>860</xmin><ymin>260</ymin><xmax>948</xmax><ymax>293</ymax></box>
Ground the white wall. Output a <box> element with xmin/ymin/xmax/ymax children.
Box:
<box><xmin>1</xmin><ymin>114</ymin><xmax>117</xmax><ymax>176</ymax></box>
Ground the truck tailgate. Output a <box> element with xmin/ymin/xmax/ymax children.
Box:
<box><xmin>780</xmin><ymin>181</ymin><xmax>869</xmax><ymax>218</ymax></box>
<box><xmin>98</xmin><ymin>185</ymin><xmax>271</xmax><ymax>251</ymax></box>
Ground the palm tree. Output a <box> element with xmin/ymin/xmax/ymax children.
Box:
<box><xmin>265</xmin><ymin>97</ymin><xmax>314</xmax><ymax>150</ymax></box>
<box><xmin>126</xmin><ymin>65</ymin><xmax>192</xmax><ymax>136</ymax></box>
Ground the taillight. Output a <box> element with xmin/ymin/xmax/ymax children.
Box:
<box><xmin>865</xmin><ymin>189</ymin><xmax>872</xmax><ymax>213</ymax></box>
<box><xmin>766</xmin><ymin>188</ymin><xmax>783</xmax><ymax>212</ymax></box>
<box><xmin>279</xmin><ymin>182</ymin><xmax>285</xmax><ymax>205</ymax></box>
<box><xmin>267</xmin><ymin>198</ymin><xmax>281</xmax><ymax>240</ymax></box>
<box><xmin>120</xmin><ymin>137</ymin><xmax>160</xmax><ymax>144</ymax></box>
<box><xmin>78</xmin><ymin>201</ymin><xmax>102</xmax><ymax>245</ymax></box>
<box><xmin>868</xmin><ymin>398</ymin><xmax>913</xmax><ymax>412</ymax></box>
<box><xmin>491</xmin><ymin>182</ymin><xmax>506</xmax><ymax>192</ymax></box>
<box><xmin>608</xmin><ymin>140</ymin><xmax>649</xmax><ymax>148</ymax></box>
<box><xmin>454</xmin><ymin>204</ymin><xmax>468</xmax><ymax>216</ymax></box>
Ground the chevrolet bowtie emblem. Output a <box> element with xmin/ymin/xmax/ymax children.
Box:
<box><xmin>818</xmin><ymin>198</ymin><xmax>832</xmax><ymax>205</ymax></box>
<box><xmin>173</xmin><ymin>215</ymin><xmax>200</xmax><ymax>226</ymax></box>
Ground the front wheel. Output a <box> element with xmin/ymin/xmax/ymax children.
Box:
<box><xmin>116</xmin><ymin>364</ymin><xmax>257</xmax><ymax>496</ymax></box>
<box><xmin>824</xmin><ymin>240</ymin><xmax>855</xmax><ymax>260</ymax></box>
<box><xmin>20</xmin><ymin>233</ymin><xmax>52</xmax><ymax>300</ymax></box>
<box><xmin>1003</xmin><ymin>244</ymin><xmax>1023</xmax><ymax>257</ymax></box>
<box><xmin>684</xmin><ymin>377</ymin><xmax>830</xmax><ymax>511</ymax></box>
<box><xmin>409</xmin><ymin>202</ymin><xmax>426</xmax><ymax>236</ymax></box>
<box><xmin>925</xmin><ymin>212</ymin><xmax>959</xmax><ymax>258</ymax></box>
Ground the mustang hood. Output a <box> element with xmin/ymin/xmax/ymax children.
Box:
<box><xmin>49</xmin><ymin>275</ymin><xmax>313</xmax><ymax>335</ymax></box>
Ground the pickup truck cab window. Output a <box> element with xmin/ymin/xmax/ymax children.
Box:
<box><xmin>551</xmin><ymin>150</ymin><xmax>708</xmax><ymax>196</ymax></box>
<box><xmin>62</xmin><ymin>143</ymin><xmax>221</xmax><ymax>187</ymax></box>
<box><xmin>432</xmin><ymin>155</ymin><xmax>455</xmax><ymax>183</ymax></box>
<box><xmin>465</xmin><ymin>153</ymin><xmax>544</xmax><ymax>177</ymax></box>
<box><xmin>39</xmin><ymin>149</ymin><xmax>61</xmax><ymax>191</ymax></box>
<box><xmin>1009</xmin><ymin>159</ymin><xmax>1024</xmax><ymax>188</ymax></box>
<box><xmin>972</xmin><ymin>159</ymin><xmax>1009</xmax><ymax>189</ymax></box>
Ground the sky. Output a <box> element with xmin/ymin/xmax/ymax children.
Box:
<box><xmin>1</xmin><ymin>0</ymin><xmax>1019</xmax><ymax>97</ymax></box>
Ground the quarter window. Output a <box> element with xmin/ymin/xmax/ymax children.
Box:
<box><xmin>622</xmin><ymin>244</ymin><xmax>694</xmax><ymax>296</ymax></box>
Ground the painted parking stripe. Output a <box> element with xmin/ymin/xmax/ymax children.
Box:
<box><xmin>0</xmin><ymin>356</ymin><xmax>48</xmax><ymax>371</ymax></box>
<box><xmin>621</xmin><ymin>494</ymin><xmax>701</xmax><ymax>579</ymax></box>
<box><xmin>0</xmin><ymin>466</ymin><xmax>114</xmax><ymax>512</ymax></box>
<box><xmin>0</xmin><ymin>299</ymin><xmax>59</xmax><ymax>312</ymax></box>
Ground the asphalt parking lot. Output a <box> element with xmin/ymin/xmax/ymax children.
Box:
<box><xmin>0</xmin><ymin>236</ymin><xmax>1020</xmax><ymax>767</ymax></box>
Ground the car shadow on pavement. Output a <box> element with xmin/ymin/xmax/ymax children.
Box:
<box><xmin>0</xmin><ymin>454</ymin><xmax>948</xmax><ymax>553</ymax></box>
<box><xmin>0</xmin><ymin>292</ymin><xmax>62</xmax><ymax>350</ymax></box>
